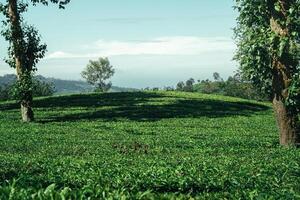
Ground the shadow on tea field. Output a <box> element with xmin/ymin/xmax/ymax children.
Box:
<box><xmin>20</xmin><ymin>92</ymin><xmax>272</xmax><ymax>123</ymax></box>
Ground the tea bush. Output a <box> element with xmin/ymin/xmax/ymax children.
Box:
<box><xmin>0</xmin><ymin>92</ymin><xmax>299</xmax><ymax>199</ymax></box>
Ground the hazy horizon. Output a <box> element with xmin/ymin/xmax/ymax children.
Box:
<box><xmin>0</xmin><ymin>0</ymin><xmax>238</xmax><ymax>88</ymax></box>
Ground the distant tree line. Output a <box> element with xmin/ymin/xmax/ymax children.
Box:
<box><xmin>143</xmin><ymin>72</ymin><xmax>269</xmax><ymax>101</ymax></box>
<box><xmin>192</xmin><ymin>72</ymin><xmax>269</xmax><ymax>101</ymax></box>
<box><xmin>0</xmin><ymin>74</ymin><xmax>55</xmax><ymax>101</ymax></box>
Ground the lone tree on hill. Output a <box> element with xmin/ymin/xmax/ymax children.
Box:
<box><xmin>81</xmin><ymin>57</ymin><xmax>115</xmax><ymax>92</ymax></box>
<box><xmin>235</xmin><ymin>0</ymin><xmax>300</xmax><ymax>146</ymax></box>
<box><xmin>0</xmin><ymin>0</ymin><xmax>70</xmax><ymax>122</ymax></box>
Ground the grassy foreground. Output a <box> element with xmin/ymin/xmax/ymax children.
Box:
<box><xmin>0</xmin><ymin>91</ymin><xmax>299</xmax><ymax>199</ymax></box>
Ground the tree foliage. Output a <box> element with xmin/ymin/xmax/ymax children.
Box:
<box><xmin>234</xmin><ymin>0</ymin><xmax>300</xmax><ymax>111</ymax></box>
<box><xmin>192</xmin><ymin>72</ymin><xmax>268</xmax><ymax>101</ymax></box>
<box><xmin>235</xmin><ymin>0</ymin><xmax>300</xmax><ymax>145</ymax></box>
<box><xmin>0</xmin><ymin>0</ymin><xmax>70</xmax><ymax>69</ymax></box>
<box><xmin>0</xmin><ymin>2</ymin><xmax>47</xmax><ymax>95</ymax></box>
<box><xmin>0</xmin><ymin>0</ymin><xmax>71</xmax><ymax>72</ymax></box>
<box><xmin>0</xmin><ymin>0</ymin><xmax>70</xmax><ymax>121</ymax></box>
<box><xmin>81</xmin><ymin>57</ymin><xmax>115</xmax><ymax>92</ymax></box>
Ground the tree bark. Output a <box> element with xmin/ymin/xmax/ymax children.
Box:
<box><xmin>273</xmin><ymin>97</ymin><xmax>299</xmax><ymax>146</ymax></box>
<box><xmin>8</xmin><ymin>0</ymin><xmax>34</xmax><ymax>122</ymax></box>
<box><xmin>270</xmin><ymin>0</ymin><xmax>300</xmax><ymax>146</ymax></box>
<box><xmin>20</xmin><ymin>92</ymin><xmax>34</xmax><ymax>122</ymax></box>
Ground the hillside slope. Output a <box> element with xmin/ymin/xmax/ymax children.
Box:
<box><xmin>0</xmin><ymin>92</ymin><xmax>299</xmax><ymax>199</ymax></box>
<box><xmin>0</xmin><ymin>74</ymin><xmax>138</xmax><ymax>94</ymax></box>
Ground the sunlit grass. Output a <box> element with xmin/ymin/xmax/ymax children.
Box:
<box><xmin>0</xmin><ymin>91</ymin><xmax>299</xmax><ymax>199</ymax></box>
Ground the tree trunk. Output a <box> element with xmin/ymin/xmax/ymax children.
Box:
<box><xmin>21</xmin><ymin>100</ymin><xmax>34</xmax><ymax>122</ymax></box>
<box><xmin>273</xmin><ymin>97</ymin><xmax>299</xmax><ymax>146</ymax></box>
<box><xmin>16</xmin><ymin>62</ymin><xmax>35</xmax><ymax>122</ymax></box>
<box><xmin>272</xmin><ymin>56</ymin><xmax>299</xmax><ymax>146</ymax></box>
<box><xmin>270</xmin><ymin>0</ymin><xmax>300</xmax><ymax>146</ymax></box>
<box><xmin>8</xmin><ymin>0</ymin><xmax>34</xmax><ymax>122</ymax></box>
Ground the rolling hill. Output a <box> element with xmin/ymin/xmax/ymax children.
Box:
<box><xmin>0</xmin><ymin>91</ymin><xmax>299</xmax><ymax>199</ymax></box>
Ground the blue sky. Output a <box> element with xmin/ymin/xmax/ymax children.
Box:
<box><xmin>0</xmin><ymin>0</ymin><xmax>238</xmax><ymax>88</ymax></box>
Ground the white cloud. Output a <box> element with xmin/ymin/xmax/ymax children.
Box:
<box><xmin>46</xmin><ymin>51</ymin><xmax>83</xmax><ymax>59</ymax></box>
<box><xmin>46</xmin><ymin>36</ymin><xmax>235</xmax><ymax>59</ymax></box>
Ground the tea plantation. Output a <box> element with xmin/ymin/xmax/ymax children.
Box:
<box><xmin>0</xmin><ymin>92</ymin><xmax>299</xmax><ymax>199</ymax></box>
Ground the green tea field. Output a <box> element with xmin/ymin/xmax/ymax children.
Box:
<box><xmin>0</xmin><ymin>92</ymin><xmax>299</xmax><ymax>199</ymax></box>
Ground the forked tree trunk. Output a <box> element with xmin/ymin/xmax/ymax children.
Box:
<box><xmin>8</xmin><ymin>0</ymin><xmax>34</xmax><ymax>122</ymax></box>
<box><xmin>270</xmin><ymin>0</ymin><xmax>300</xmax><ymax>146</ymax></box>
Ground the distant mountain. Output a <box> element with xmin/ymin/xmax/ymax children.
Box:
<box><xmin>35</xmin><ymin>75</ymin><xmax>94</xmax><ymax>94</ymax></box>
<box><xmin>0</xmin><ymin>74</ymin><xmax>139</xmax><ymax>94</ymax></box>
<box><xmin>0</xmin><ymin>74</ymin><xmax>17</xmax><ymax>85</ymax></box>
